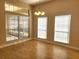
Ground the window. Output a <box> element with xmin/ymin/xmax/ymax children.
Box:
<box><xmin>54</xmin><ymin>14</ymin><xmax>71</xmax><ymax>43</ymax></box>
<box><xmin>6</xmin><ymin>14</ymin><xmax>29</xmax><ymax>41</ymax></box>
<box><xmin>37</xmin><ymin>17</ymin><xmax>47</xmax><ymax>39</ymax></box>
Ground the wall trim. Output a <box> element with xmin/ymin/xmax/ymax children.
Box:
<box><xmin>37</xmin><ymin>39</ymin><xmax>79</xmax><ymax>51</ymax></box>
<box><xmin>0</xmin><ymin>39</ymin><xmax>32</xmax><ymax>49</ymax></box>
<box><xmin>53</xmin><ymin>42</ymin><xmax>79</xmax><ymax>51</ymax></box>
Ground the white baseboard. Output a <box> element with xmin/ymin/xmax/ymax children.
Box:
<box><xmin>53</xmin><ymin>42</ymin><xmax>79</xmax><ymax>51</ymax></box>
<box><xmin>0</xmin><ymin>39</ymin><xmax>32</xmax><ymax>49</ymax></box>
<box><xmin>37</xmin><ymin>39</ymin><xmax>79</xmax><ymax>51</ymax></box>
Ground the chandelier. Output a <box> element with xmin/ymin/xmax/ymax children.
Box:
<box><xmin>34</xmin><ymin>0</ymin><xmax>45</xmax><ymax>16</ymax></box>
<box><xmin>34</xmin><ymin>11</ymin><xmax>45</xmax><ymax>16</ymax></box>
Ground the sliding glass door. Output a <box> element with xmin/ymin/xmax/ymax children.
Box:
<box><xmin>6</xmin><ymin>14</ymin><xmax>29</xmax><ymax>41</ymax></box>
<box><xmin>54</xmin><ymin>14</ymin><xmax>71</xmax><ymax>43</ymax></box>
<box><xmin>37</xmin><ymin>17</ymin><xmax>47</xmax><ymax>39</ymax></box>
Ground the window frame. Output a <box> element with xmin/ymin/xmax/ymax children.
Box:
<box><xmin>37</xmin><ymin>16</ymin><xmax>48</xmax><ymax>39</ymax></box>
<box><xmin>54</xmin><ymin>14</ymin><xmax>71</xmax><ymax>44</ymax></box>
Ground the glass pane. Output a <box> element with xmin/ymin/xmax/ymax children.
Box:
<box><xmin>37</xmin><ymin>17</ymin><xmax>47</xmax><ymax>39</ymax></box>
<box><xmin>55</xmin><ymin>15</ymin><xmax>71</xmax><ymax>32</ymax></box>
<box><xmin>6</xmin><ymin>15</ymin><xmax>18</xmax><ymax>41</ymax></box>
<box><xmin>54</xmin><ymin>32</ymin><xmax>69</xmax><ymax>43</ymax></box>
<box><xmin>19</xmin><ymin>16</ymin><xmax>29</xmax><ymax>39</ymax></box>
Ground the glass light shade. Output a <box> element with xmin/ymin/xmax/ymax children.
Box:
<box><xmin>34</xmin><ymin>12</ymin><xmax>37</xmax><ymax>15</ymax></box>
<box><xmin>38</xmin><ymin>11</ymin><xmax>41</xmax><ymax>15</ymax></box>
<box><xmin>41</xmin><ymin>11</ymin><xmax>45</xmax><ymax>15</ymax></box>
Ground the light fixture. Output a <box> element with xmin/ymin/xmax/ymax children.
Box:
<box><xmin>34</xmin><ymin>0</ymin><xmax>45</xmax><ymax>16</ymax></box>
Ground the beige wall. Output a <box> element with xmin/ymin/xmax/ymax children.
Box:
<box><xmin>0</xmin><ymin>0</ymin><xmax>6</xmax><ymax>45</ymax></box>
<box><xmin>33</xmin><ymin>0</ymin><xmax>79</xmax><ymax>48</ymax></box>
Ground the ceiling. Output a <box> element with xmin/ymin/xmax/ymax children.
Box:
<box><xmin>5</xmin><ymin>0</ymin><xmax>52</xmax><ymax>7</ymax></box>
<box><xmin>20</xmin><ymin>0</ymin><xmax>52</xmax><ymax>5</ymax></box>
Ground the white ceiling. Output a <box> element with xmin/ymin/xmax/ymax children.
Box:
<box><xmin>20</xmin><ymin>0</ymin><xmax>51</xmax><ymax>5</ymax></box>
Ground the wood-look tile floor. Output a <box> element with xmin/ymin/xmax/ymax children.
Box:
<box><xmin>0</xmin><ymin>40</ymin><xmax>79</xmax><ymax>59</ymax></box>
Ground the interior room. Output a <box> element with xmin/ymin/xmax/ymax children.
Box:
<box><xmin>0</xmin><ymin>0</ymin><xmax>79</xmax><ymax>59</ymax></box>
